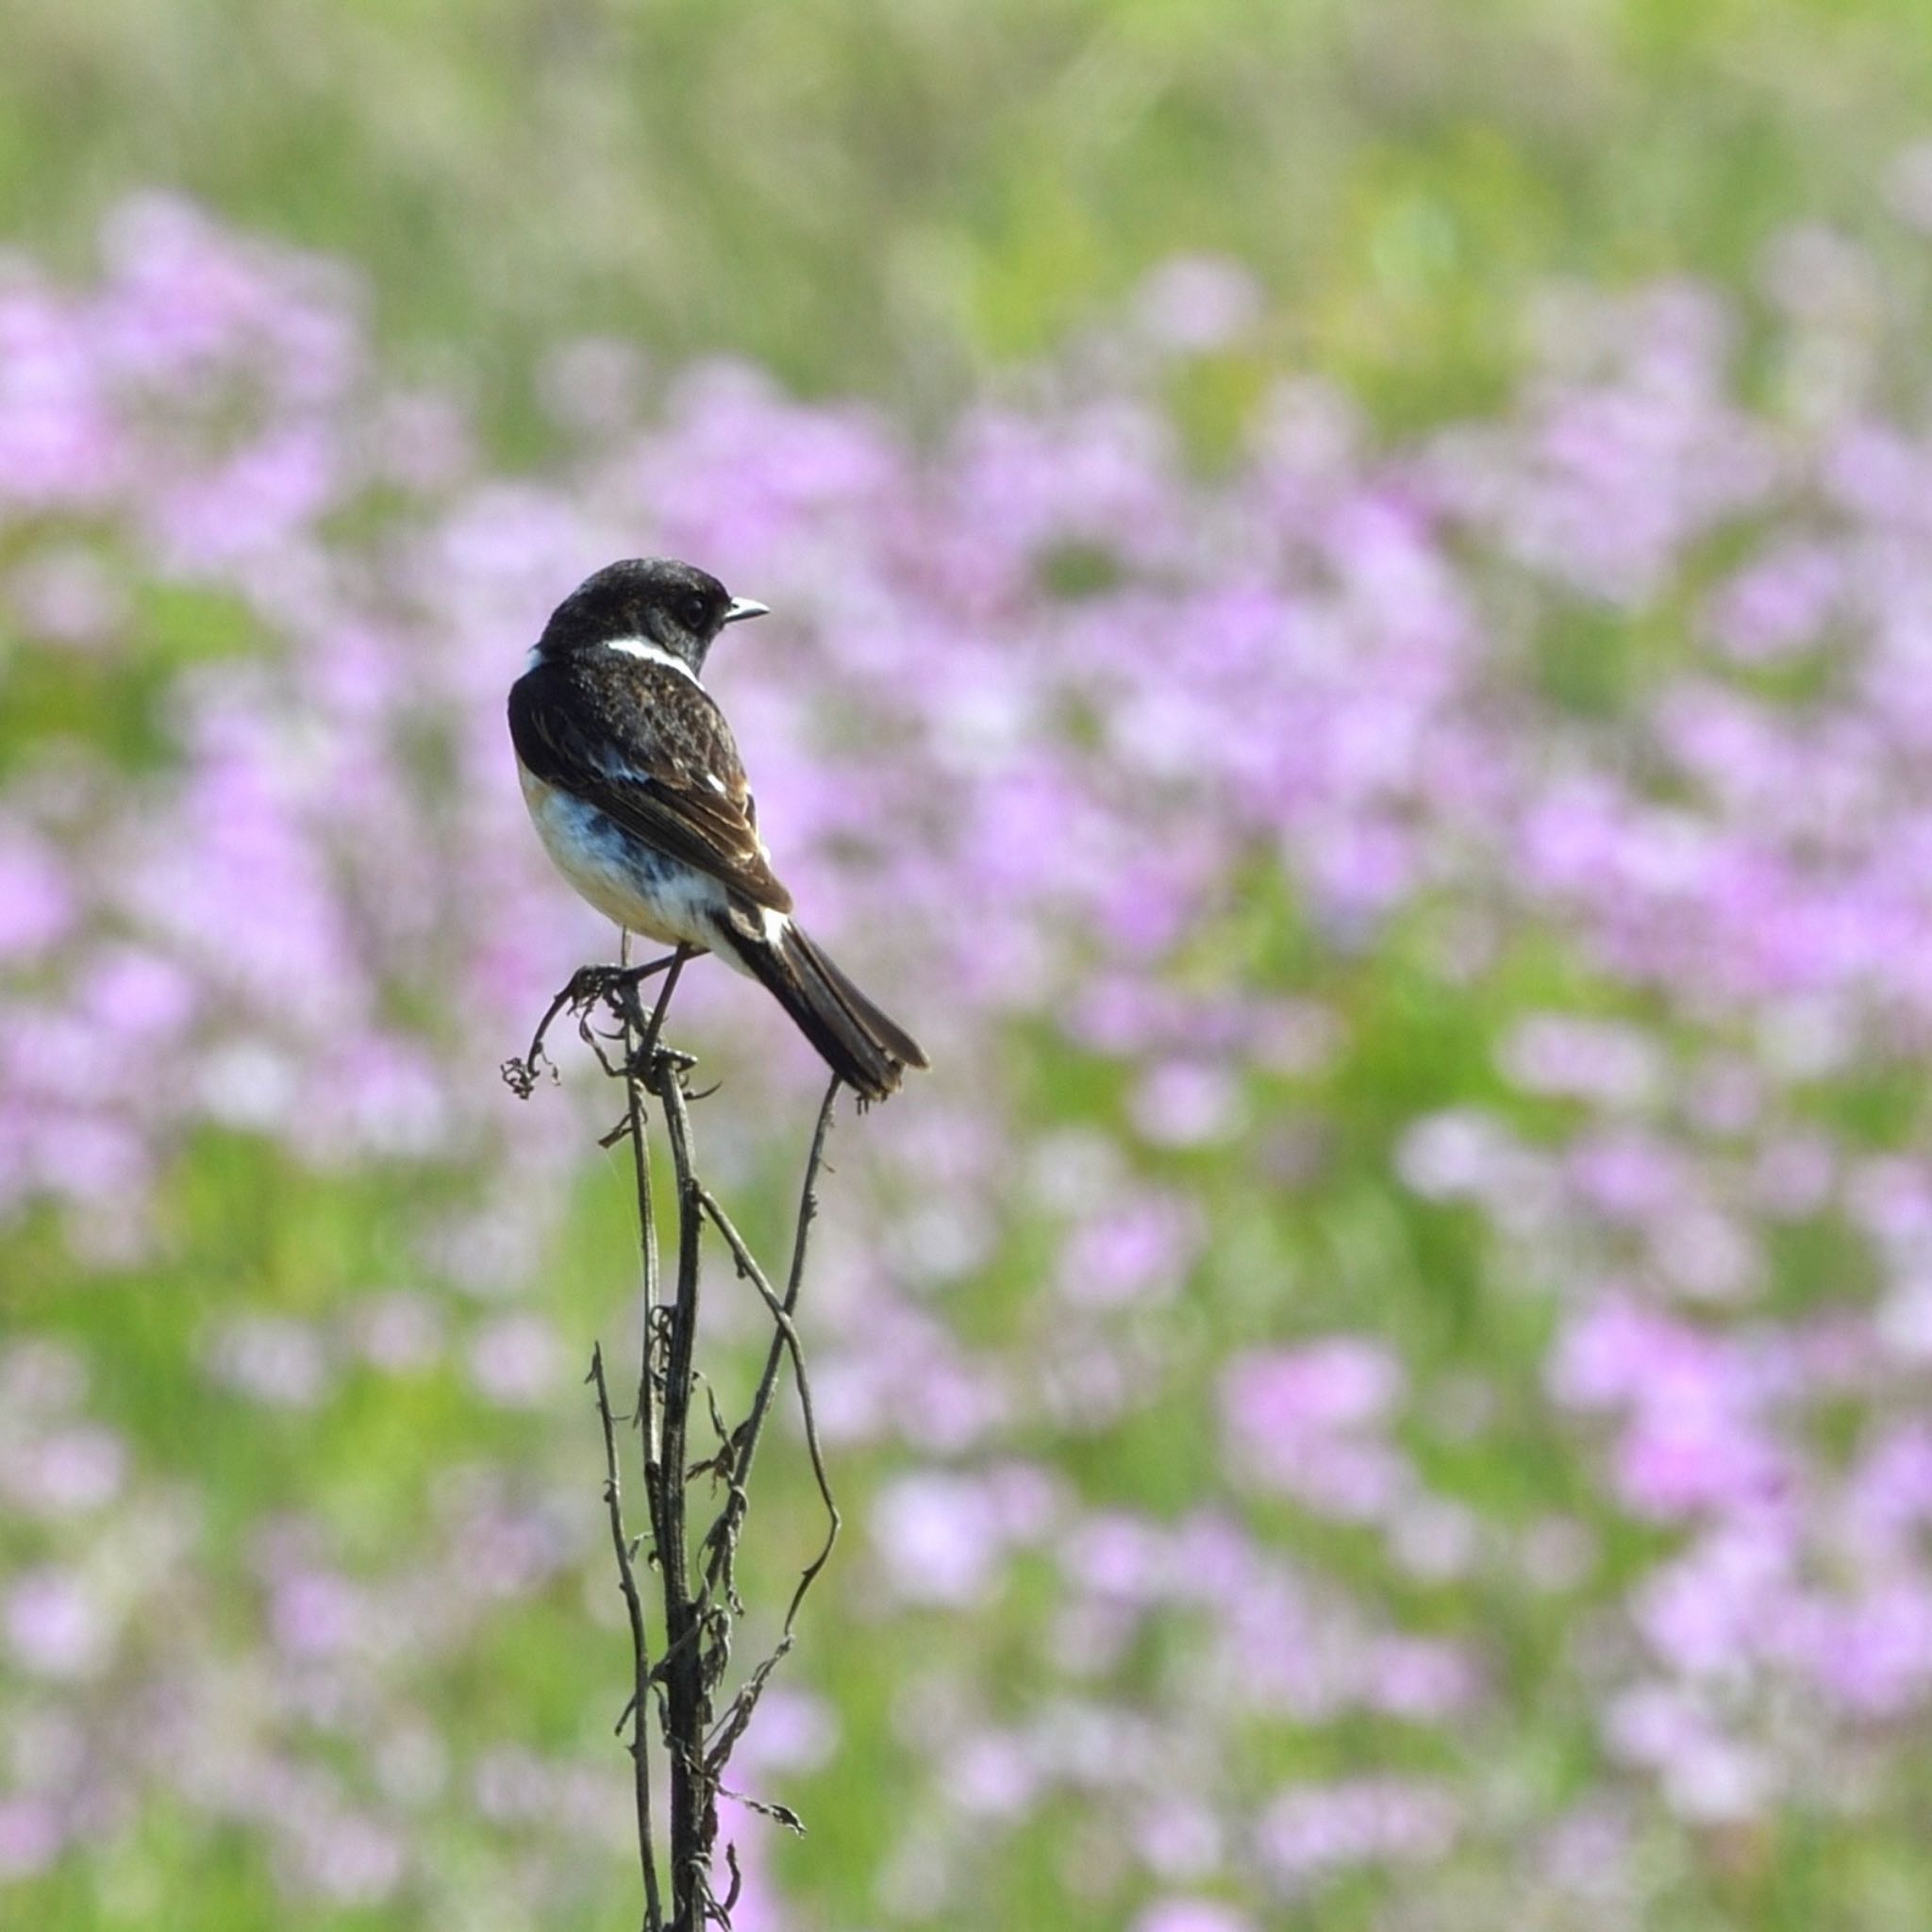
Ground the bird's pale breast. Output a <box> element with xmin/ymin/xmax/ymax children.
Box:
<box><xmin>518</xmin><ymin>760</ymin><xmax>717</xmax><ymax>950</ymax></box>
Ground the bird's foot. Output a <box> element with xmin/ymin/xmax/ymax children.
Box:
<box><xmin>625</xmin><ymin>1043</ymin><xmax>697</xmax><ymax>1084</ymax></box>
<box><xmin>563</xmin><ymin>955</ymin><xmax>678</xmax><ymax>1014</ymax></box>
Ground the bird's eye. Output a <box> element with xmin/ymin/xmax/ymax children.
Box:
<box><xmin>679</xmin><ymin>593</ymin><xmax>709</xmax><ymax>629</ymax></box>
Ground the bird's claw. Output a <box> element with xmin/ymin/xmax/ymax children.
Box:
<box><xmin>565</xmin><ymin>958</ymin><xmax>675</xmax><ymax>1013</ymax></box>
<box><xmin>625</xmin><ymin>1044</ymin><xmax>698</xmax><ymax>1083</ymax></box>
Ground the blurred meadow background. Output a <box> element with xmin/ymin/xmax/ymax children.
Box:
<box><xmin>12</xmin><ymin>2</ymin><xmax>1932</xmax><ymax>1926</ymax></box>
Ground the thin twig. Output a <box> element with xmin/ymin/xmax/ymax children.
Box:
<box><xmin>620</xmin><ymin>935</ymin><xmax>663</xmax><ymax>1514</ymax></box>
<box><xmin>618</xmin><ymin>931</ymin><xmax>669</xmax><ymax>1928</ymax></box>
<box><xmin>699</xmin><ymin>1076</ymin><xmax>840</xmax><ymax>1605</ymax></box>
<box><xmin>693</xmin><ymin>1185</ymin><xmax>841</xmax><ymax>1632</ymax></box>
<box><xmin>500</xmin><ymin>954</ymin><xmax>678</xmax><ymax>1097</ymax></box>
<box><xmin>591</xmin><ymin>1344</ymin><xmax>664</xmax><ymax>1932</ymax></box>
<box><xmin>648</xmin><ymin>1043</ymin><xmax>714</xmax><ymax>1932</ymax></box>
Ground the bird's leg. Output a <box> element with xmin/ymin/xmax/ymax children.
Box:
<box><xmin>563</xmin><ymin>952</ymin><xmax>679</xmax><ymax>1014</ymax></box>
<box><xmin>628</xmin><ymin>946</ymin><xmax>692</xmax><ymax>1074</ymax></box>
<box><xmin>569</xmin><ymin>952</ymin><xmax>684</xmax><ymax>1068</ymax></box>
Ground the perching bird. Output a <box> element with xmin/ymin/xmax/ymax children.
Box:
<box><xmin>508</xmin><ymin>557</ymin><xmax>928</xmax><ymax>1101</ymax></box>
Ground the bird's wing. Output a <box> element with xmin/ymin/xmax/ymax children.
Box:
<box><xmin>508</xmin><ymin>661</ymin><xmax>795</xmax><ymax>913</ymax></box>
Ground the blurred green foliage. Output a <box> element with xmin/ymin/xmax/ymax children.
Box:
<box><xmin>9</xmin><ymin>0</ymin><xmax>1932</xmax><ymax>446</ymax></box>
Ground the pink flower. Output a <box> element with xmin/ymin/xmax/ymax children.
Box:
<box><xmin>1256</xmin><ymin>1778</ymin><xmax>1457</xmax><ymax>1886</ymax></box>
<box><xmin>6</xmin><ymin>1567</ymin><xmax>110</xmax><ymax>1679</ymax></box>
<box><xmin>1222</xmin><ymin>1341</ymin><xmax>1409</xmax><ymax>1522</ymax></box>
<box><xmin>1133</xmin><ymin>1901</ymin><xmax>1255</xmax><ymax>1932</ymax></box>
<box><xmin>871</xmin><ymin>1471</ymin><xmax>1012</xmax><ymax>1607</ymax></box>
<box><xmin>0</xmin><ymin>828</ymin><xmax>72</xmax><ymax>960</ymax></box>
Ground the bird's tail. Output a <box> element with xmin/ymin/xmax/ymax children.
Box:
<box><xmin>722</xmin><ymin>914</ymin><xmax>929</xmax><ymax>1103</ymax></box>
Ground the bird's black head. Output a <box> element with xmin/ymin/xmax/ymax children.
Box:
<box><xmin>533</xmin><ymin>558</ymin><xmax>769</xmax><ymax>675</ymax></box>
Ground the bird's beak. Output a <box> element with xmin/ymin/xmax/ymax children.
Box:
<box><xmin>723</xmin><ymin>597</ymin><xmax>771</xmax><ymax>625</ymax></box>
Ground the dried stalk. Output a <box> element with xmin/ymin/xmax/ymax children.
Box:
<box><xmin>591</xmin><ymin>1341</ymin><xmax>663</xmax><ymax>1932</ymax></box>
<box><xmin>506</xmin><ymin>945</ymin><xmax>843</xmax><ymax>1932</ymax></box>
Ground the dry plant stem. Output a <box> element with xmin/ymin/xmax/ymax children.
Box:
<box><xmin>510</xmin><ymin>939</ymin><xmax>844</xmax><ymax>1932</ymax></box>
<box><xmin>623</xmin><ymin>942</ymin><xmax>675</xmax><ymax>1524</ymax></box>
<box><xmin>591</xmin><ymin>1344</ymin><xmax>663</xmax><ymax>1932</ymax></box>
<box><xmin>615</xmin><ymin>933</ymin><xmax>667</xmax><ymax>1932</ymax></box>
<box><xmin>646</xmin><ymin>1046</ymin><xmax>712</xmax><ymax>1927</ymax></box>
<box><xmin>695</xmin><ymin>1158</ymin><xmax>841</xmax><ymax>1629</ymax></box>
<box><xmin>700</xmin><ymin>1076</ymin><xmax>841</xmax><ymax>1607</ymax></box>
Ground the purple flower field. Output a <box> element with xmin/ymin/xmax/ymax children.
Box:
<box><xmin>8</xmin><ymin>191</ymin><xmax>1932</xmax><ymax>1924</ymax></box>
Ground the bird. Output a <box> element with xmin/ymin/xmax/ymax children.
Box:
<box><xmin>508</xmin><ymin>557</ymin><xmax>928</xmax><ymax>1102</ymax></box>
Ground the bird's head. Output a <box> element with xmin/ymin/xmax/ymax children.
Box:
<box><xmin>532</xmin><ymin>558</ymin><xmax>769</xmax><ymax>675</ymax></box>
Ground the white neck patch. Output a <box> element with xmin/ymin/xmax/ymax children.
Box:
<box><xmin>605</xmin><ymin>636</ymin><xmax>700</xmax><ymax>684</ymax></box>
